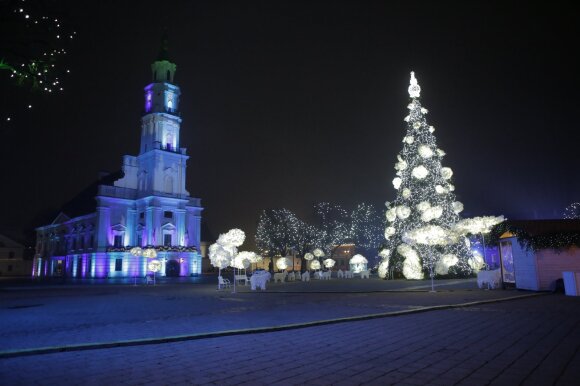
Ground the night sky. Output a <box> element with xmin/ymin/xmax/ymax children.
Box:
<box><xmin>1</xmin><ymin>0</ymin><xmax>579</xmax><ymax>245</ymax></box>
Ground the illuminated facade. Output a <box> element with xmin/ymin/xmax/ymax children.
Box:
<box><xmin>33</xmin><ymin>46</ymin><xmax>203</xmax><ymax>279</ymax></box>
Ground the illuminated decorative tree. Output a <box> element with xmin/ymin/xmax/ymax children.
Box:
<box><xmin>380</xmin><ymin>72</ymin><xmax>472</xmax><ymax>279</ymax></box>
<box><xmin>563</xmin><ymin>202</ymin><xmax>580</xmax><ymax>219</ymax></box>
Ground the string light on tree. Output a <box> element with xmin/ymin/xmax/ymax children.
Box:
<box><xmin>380</xmin><ymin>71</ymin><xmax>474</xmax><ymax>279</ymax></box>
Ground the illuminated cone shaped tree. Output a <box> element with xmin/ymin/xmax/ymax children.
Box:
<box><xmin>380</xmin><ymin>72</ymin><xmax>472</xmax><ymax>279</ymax></box>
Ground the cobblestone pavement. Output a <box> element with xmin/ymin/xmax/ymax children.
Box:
<box><xmin>0</xmin><ymin>295</ymin><xmax>580</xmax><ymax>385</ymax></box>
<box><xmin>1</xmin><ymin>278</ymin><xmax>520</xmax><ymax>352</ymax></box>
<box><xmin>1</xmin><ymin>294</ymin><xmax>579</xmax><ymax>385</ymax></box>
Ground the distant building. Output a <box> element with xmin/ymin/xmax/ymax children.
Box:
<box><xmin>0</xmin><ymin>234</ymin><xmax>32</xmax><ymax>276</ymax></box>
<box><xmin>33</xmin><ymin>40</ymin><xmax>203</xmax><ymax>279</ymax></box>
<box><xmin>498</xmin><ymin>220</ymin><xmax>580</xmax><ymax>291</ymax></box>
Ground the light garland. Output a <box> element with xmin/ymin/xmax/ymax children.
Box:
<box><xmin>453</xmin><ymin>216</ymin><xmax>506</xmax><ymax>236</ymax></box>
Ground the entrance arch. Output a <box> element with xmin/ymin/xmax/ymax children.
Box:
<box><xmin>166</xmin><ymin>259</ymin><xmax>181</xmax><ymax>277</ymax></box>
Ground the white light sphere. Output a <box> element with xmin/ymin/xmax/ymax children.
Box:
<box><xmin>304</xmin><ymin>252</ymin><xmax>314</xmax><ymax>261</ymax></box>
<box><xmin>148</xmin><ymin>259</ymin><xmax>161</xmax><ymax>272</ymax></box>
<box><xmin>276</xmin><ymin>257</ymin><xmax>291</xmax><ymax>270</ymax></box>
<box><xmin>130</xmin><ymin>247</ymin><xmax>143</xmax><ymax>257</ymax></box>
<box><xmin>402</xmin><ymin>188</ymin><xmax>411</xmax><ymax>199</ymax></box>
<box><xmin>416</xmin><ymin>201</ymin><xmax>431</xmax><ymax>212</ymax></box>
<box><xmin>413</xmin><ymin>122</ymin><xmax>421</xmax><ymax>129</ymax></box>
<box><xmin>385</xmin><ymin>226</ymin><xmax>396</xmax><ymax>238</ymax></box>
<box><xmin>452</xmin><ymin>201</ymin><xmax>464</xmax><ymax>214</ymax></box>
<box><xmin>435</xmin><ymin>185</ymin><xmax>448</xmax><ymax>194</ymax></box>
<box><xmin>379</xmin><ymin>249</ymin><xmax>391</xmax><ymax>258</ymax></box>
<box><xmin>142</xmin><ymin>248</ymin><xmax>157</xmax><ymax>258</ymax></box>
<box><xmin>412</xmin><ymin>165</ymin><xmax>429</xmax><ymax>179</ymax></box>
<box><xmin>323</xmin><ymin>258</ymin><xmax>336</xmax><ymax>268</ymax></box>
<box><xmin>435</xmin><ymin>254</ymin><xmax>458</xmax><ymax>275</ymax></box>
<box><xmin>313</xmin><ymin>248</ymin><xmax>325</xmax><ymax>258</ymax></box>
<box><xmin>310</xmin><ymin>260</ymin><xmax>321</xmax><ymax>270</ymax></box>
<box><xmin>418</xmin><ymin>145</ymin><xmax>434</xmax><ymax>158</ymax></box>
<box><xmin>429</xmin><ymin>126</ymin><xmax>435</xmax><ymax>133</ymax></box>
<box><xmin>392</xmin><ymin>177</ymin><xmax>402</xmax><ymax>190</ymax></box>
<box><xmin>437</xmin><ymin>149</ymin><xmax>446</xmax><ymax>157</ymax></box>
<box><xmin>403</xmin><ymin>136</ymin><xmax>414</xmax><ymax>144</ymax></box>
<box><xmin>441</xmin><ymin>167</ymin><xmax>453</xmax><ymax>180</ymax></box>
<box><xmin>396</xmin><ymin>205</ymin><xmax>411</xmax><ymax>219</ymax></box>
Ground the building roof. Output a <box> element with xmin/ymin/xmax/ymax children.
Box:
<box><xmin>0</xmin><ymin>234</ymin><xmax>25</xmax><ymax>248</ymax></box>
<box><xmin>57</xmin><ymin>170</ymin><xmax>124</xmax><ymax>221</ymax></box>
<box><xmin>501</xmin><ymin>219</ymin><xmax>580</xmax><ymax>237</ymax></box>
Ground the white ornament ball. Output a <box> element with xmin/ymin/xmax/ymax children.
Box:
<box><xmin>386</xmin><ymin>208</ymin><xmax>397</xmax><ymax>222</ymax></box>
<box><xmin>403</xmin><ymin>136</ymin><xmax>414</xmax><ymax>144</ymax></box>
<box><xmin>396</xmin><ymin>205</ymin><xmax>411</xmax><ymax>219</ymax></box>
<box><xmin>416</xmin><ymin>201</ymin><xmax>431</xmax><ymax>212</ymax></box>
<box><xmin>407</xmin><ymin>103</ymin><xmax>415</xmax><ymax>110</ymax></box>
<box><xmin>418</xmin><ymin>145</ymin><xmax>433</xmax><ymax>158</ymax></box>
<box><xmin>413</xmin><ymin>122</ymin><xmax>421</xmax><ymax>129</ymax></box>
<box><xmin>385</xmin><ymin>226</ymin><xmax>396</xmax><ymax>238</ymax></box>
<box><xmin>412</xmin><ymin>165</ymin><xmax>429</xmax><ymax>179</ymax></box>
<box><xmin>437</xmin><ymin>148</ymin><xmax>446</xmax><ymax>157</ymax></box>
<box><xmin>452</xmin><ymin>201</ymin><xmax>464</xmax><ymax>214</ymax></box>
<box><xmin>429</xmin><ymin>126</ymin><xmax>435</xmax><ymax>133</ymax></box>
<box><xmin>310</xmin><ymin>260</ymin><xmax>321</xmax><ymax>270</ymax></box>
<box><xmin>313</xmin><ymin>248</ymin><xmax>325</xmax><ymax>258</ymax></box>
<box><xmin>435</xmin><ymin>185</ymin><xmax>448</xmax><ymax>194</ymax></box>
<box><xmin>402</xmin><ymin>188</ymin><xmax>411</xmax><ymax>199</ymax></box>
<box><xmin>304</xmin><ymin>252</ymin><xmax>314</xmax><ymax>261</ymax></box>
<box><xmin>441</xmin><ymin>167</ymin><xmax>453</xmax><ymax>180</ymax></box>
<box><xmin>403</xmin><ymin>115</ymin><xmax>410</xmax><ymax>122</ymax></box>
<box><xmin>448</xmin><ymin>184</ymin><xmax>455</xmax><ymax>191</ymax></box>
<box><xmin>395</xmin><ymin>159</ymin><xmax>408</xmax><ymax>171</ymax></box>
<box><xmin>421</xmin><ymin>107</ymin><xmax>428</xmax><ymax>114</ymax></box>
<box><xmin>392</xmin><ymin>177</ymin><xmax>402</xmax><ymax>190</ymax></box>
<box><xmin>323</xmin><ymin>258</ymin><xmax>336</xmax><ymax>268</ymax></box>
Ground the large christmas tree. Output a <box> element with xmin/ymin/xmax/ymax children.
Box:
<box><xmin>379</xmin><ymin>72</ymin><xmax>472</xmax><ymax>280</ymax></box>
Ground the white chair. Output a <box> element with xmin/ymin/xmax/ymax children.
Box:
<box><xmin>218</xmin><ymin>275</ymin><xmax>231</xmax><ymax>289</ymax></box>
<box><xmin>294</xmin><ymin>271</ymin><xmax>301</xmax><ymax>281</ymax></box>
<box><xmin>235</xmin><ymin>274</ymin><xmax>249</xmax><ymax>285</ymax></box>
<box><xmin>301</xmin><ymin>271</ymin><xmax>310</xmax><ymax>282</ymax></box>
<box><xmin>287</xmin><ymin>272</ymin><xmax>295</xmax><ymax>281</ymax></box>
<box><xmin>337</xmin><ymin>269</ymin><xmax>344</xmax><ymax>279</ymax></box>
<box><xmin>273</xmin><ymin>272</ymin><xmax>287</xmax><ymax>283</ymax></box>
<box><xmin>360</xmin><ymin>270</ymin><xmax>370</xmax><ymax>279</ymax></box>
<box><xmin>344</xmin><ymin>270</ymin><xmax>353</xmax><ymax>278</ymax></box>
<box><xmin>145</xmin><ymin>275</ymin><xmax>154</xmax><ymax>285</ymax></box>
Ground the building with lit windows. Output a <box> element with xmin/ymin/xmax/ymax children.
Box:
<box><xmin>33</xmin><ymin>42</ymin><xmax>203</xmax><ymax>279</ymax></box>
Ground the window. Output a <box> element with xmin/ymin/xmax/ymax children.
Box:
<box><xmin>164</xmin><ymin>234</ymin><xmax>172</xmax><ymax>247</ymax></box>
<box><xmin>90</xmin><ymin>235</ymin><xmax>94</xmax><ymax>248</ymax></box>
<box><xmin>115</xmin><ymin>258</ymin><xmax>123</xmax><ymax>272</ymax></box>
<box><xmin>164</xmin><ymin>211</ymin><xmax>172</xmax><ymax>218</ymax></box>
<box><xmin>79</xmin><ymin>237</ymin><xmax>84</xmax><ymax>249</ymax></box>
<box><xmin>137</xmin><ymin>235</ymin><xmax>143</xmax><ymax>247</ymax></box>
<box><xmin>72</xmin><ymin>238</ymin><xmax>77</xmax><ymax>250</ymax></box>
<box><xmin>140</xmin><ymin>212</ymin><xmax>145</xmax><ymax>219</ymax></box>
<box><xmin>114</xmin><ymin>235</ymin><xmax>123</xmax><ymax>248</ymax></box>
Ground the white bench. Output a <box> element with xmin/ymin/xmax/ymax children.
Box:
<box><xmin>218</xmin><ymin>276</ymin><xmax>231</xmax><ymax>289</ymax></box>
<box><xmin>235</xmin><ymin>274</ymin><xmax>249</xmax><ymax>285</ymax></box>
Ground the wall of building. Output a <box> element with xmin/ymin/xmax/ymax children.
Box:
<box><xmin>509</xmin><ymin>238</ymin><xmax>540</xmax><ymax>291</ymax></box>
<box><xmin>535</xmin><ymin>246</ymin><xmax>580</xmax><ymax>291</ymax></box>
